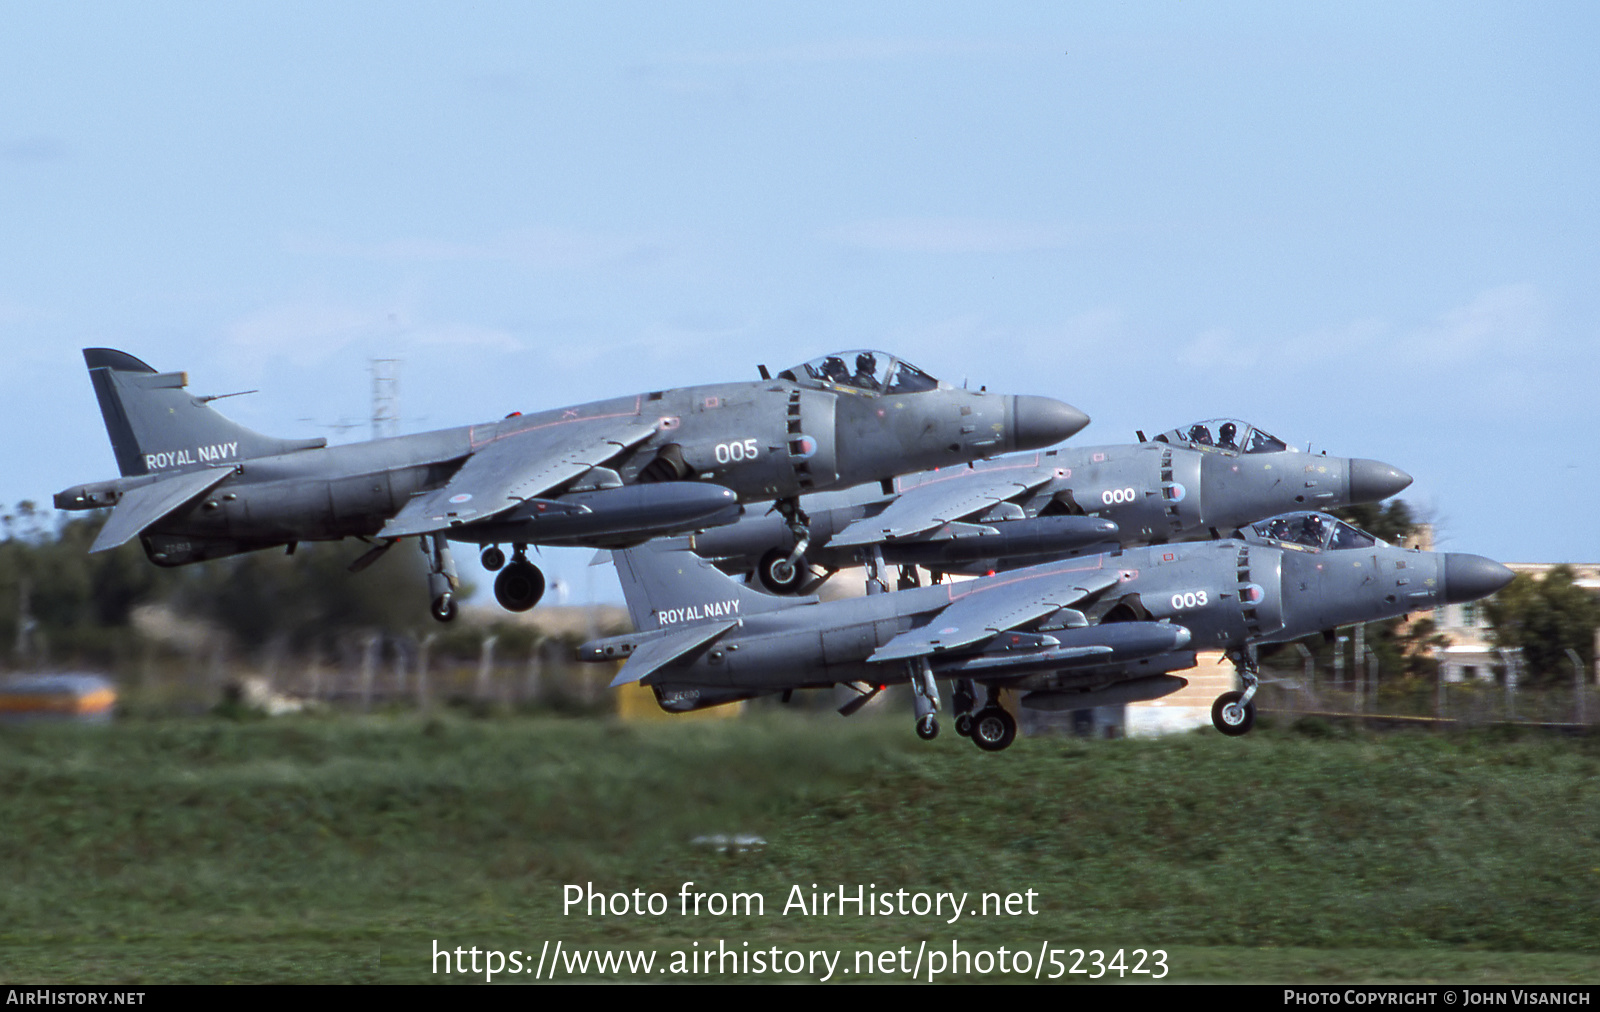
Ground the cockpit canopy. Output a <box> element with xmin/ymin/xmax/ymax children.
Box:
<box><xmin>1153</xmin><ymin>418</ymin><xmax>1291</xmax><ymax>454</ymax></box>
<box><xmin>1245</xmin><ymin>511</ymin><xmax>1386</xmax><ymax>552</ymax></box>
<box><xmin>779</xmin><ymin>351</ymin><xmax>940</xmax><ymax>395</ymax></box>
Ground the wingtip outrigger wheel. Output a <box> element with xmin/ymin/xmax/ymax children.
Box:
<box><xmin>908</xmin><ymin>657</ymin><xmax>941</xmax><ymax>742</ymax></box>
<box><xmin>431</xmin><ymin>592</ymin><xmax>457</xmax><ymax>623</ymax></box>
<box><xmin>421</xmin><ymin>534</ymin><xmax>460</xmax><ymax>623</ymax></box>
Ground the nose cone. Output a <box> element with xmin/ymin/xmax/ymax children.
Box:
<box><xmin>1443</xmin><ymin>553</ymin><xmax>1515</xmax><ymax>604</ymax></box>
<box><xmin>1348</xmin><ymin>458</ymin><xmax>1413</xmax><ymax>503</ymax></box>
<box><xmin>1011</xmin><ymin>395</ymin><xmax>1090</xmax><ymax>450</ymax></box>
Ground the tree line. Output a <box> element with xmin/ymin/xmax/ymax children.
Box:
<box><xmin>2</xmin><ymin>499</ymin><xmax>1594</xmax><ymax>688</ymax></box>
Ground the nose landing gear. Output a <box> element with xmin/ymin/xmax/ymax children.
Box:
<box><xmin>1212</xmin><ymin>647</ymin><xmax>1260</xmax><ymax>736</ymax></box>
<box><xmin>757</xmin><ymin>547</ymin><xmax>808</xmax><ymax>594</ymax></box>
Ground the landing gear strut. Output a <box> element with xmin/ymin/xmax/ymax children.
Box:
<box><xmin>952</xmin><ymin>679</ymin><xmax>977</xmax><ymax>737</ymax></box>
<box><xmin>421</xmin><ymin>534</ymin><xmax>460</xmax><ymax>623</ymax></box>
<box><xmin>494</xmin><ymin>544</ymin><xmax>546</xmax><ymax>612</ymax></box>
<box><xmin>861</xmin><ymin>545</ymin><xmax>889</xmax><ymax>596</ymax></box>
<box><xmin>1212</xmin><ymin>646</ymin><xmax>1260</xmax><ymax>736</ymax></box>
<box><xmin>909</xmin><ymin>657</ymin><xmax>941</xmax><ymax>740</ymax></box>
<box><xmin>774</xmin><ymin>495</ymin><xmax>811</xmax><ymax>567</ymax></box>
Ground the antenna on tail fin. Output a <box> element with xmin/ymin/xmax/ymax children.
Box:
<box><xmin>83</xmin><ymin>349</ymin><xmax>326</xmax><ymax>477</ymax></box>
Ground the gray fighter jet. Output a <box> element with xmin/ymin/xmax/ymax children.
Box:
<box><xmin>579</xmin><ymin>511</ymin><xmax>1511</xmax><ymax>750</ymax></box>
<box><xmin>53</xmin><ymin>348</ymin><xmax>1088</xmax><ymax>621</ymax></box>
<box><xmin>676</xmin><ymin>417</ymin><xmax>1413</xmax><ymax>594</ymax></box>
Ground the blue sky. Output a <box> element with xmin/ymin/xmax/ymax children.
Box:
<box><xmin>2</xmin><ymin>3</ymin><xmax>1596</xmax><ymax>605</ymax></box>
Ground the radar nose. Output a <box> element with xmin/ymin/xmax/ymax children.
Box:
<box><xmin>1443</xmin><ymin>554</ymin><xmax>1515</xmax><ymax>604</ymax></box>
<box><xmin>1011</xmin><ymin>396</ymin><xmax>1090</xmax><ymax>450</ymax></box>
<box><xmin>1348</xmin><ymin>459</ymin><xmax>1413</xmax><ymax>503</ymax></box>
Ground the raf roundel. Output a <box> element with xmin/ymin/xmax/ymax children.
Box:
<box><xmin>449</xmin><ymin>494</ymin><xmax>474</xmax><ymax>504</ymax></box>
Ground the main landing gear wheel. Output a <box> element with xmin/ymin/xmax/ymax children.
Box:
<box><xmin>1211</xmin><ymin>690</ymin><xmax>1256</xmax><ymax>736</ymax></box>
<box><xmin>494</xmin><ymin>559</ymin><xmax>546</xmax><ymax>612</ymax></box>
<box><xmin>480</xmin><ymin>545</ymin><xmax>506</xmax><ymax>571</ymax></box>
<box><xmin>757</xmin><ymin>547</ymin><xmax>806</xmax><ymax>594</ymax></box>
<box><xmin>970</xmin><ymin>707</ymin><xmax>1017</xmax><ymax>752</ymax></box>
<box><xmin>916</xmin><ymin>714</ymin><xmax>940</xmax><ymax>740</ymax></box>
<box><xmin>431</xmin><ymin>592</ymin><xmax>457</xmax><ymax>623</ymax></box>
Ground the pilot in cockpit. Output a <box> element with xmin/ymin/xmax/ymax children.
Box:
<box><xmin>821</xmin><ymin>356</ymin><xmax>849</xmax><ymax>384</ymax></box>
<box><xmin>853</xmin><ymin>352</ymin><xmax>880</xmax><ymax>390</ymax></box>
<box><xmin>1188</xmin><ymin>424</ymin><xmax>1213</xmax><ymax>446</ymax></box>
<box><xmin>1298</xmin><ymin>513</ymin><xmax>1328</xmax><ymax>546</ymax></box>
<box><xmin>1218</xmin><ymin>421</ymin><xmax>1238</xmax><ymax>450</ymax></box>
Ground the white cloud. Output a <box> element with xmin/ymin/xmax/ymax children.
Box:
<box><xmin>1394</xmin><ymin>283</ymin><xmax>1547</xmax><ymax>368</ymax></box>
<box><xmin>1174</xmin><ymin>284</ymin><xmax>1549</xmax><ymax>379</ymax></box>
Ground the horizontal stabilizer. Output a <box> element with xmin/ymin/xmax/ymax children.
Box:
<box><xmin>89</xmin><ymin>468</ymin><xmax>233</xmax><ymax>553</ymax></box>
<box><xmin>607</xmin><ymin>620</ymin><xmax>740</xmax><ymax>687</ymax></box>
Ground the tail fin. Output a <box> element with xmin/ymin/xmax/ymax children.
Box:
<box><xmin>84</xmin><ymin>349</ymin><xmax>326</xmax><ymax>477</ymax></box>
<box><xmin>612</xmin><ymin>541</ymin><xmax>807</xmax><ymax>632</ymax></box>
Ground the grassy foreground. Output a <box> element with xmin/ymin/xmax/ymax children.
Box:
<box><xmin>1</xmin><ymin>711</ymin><xmax>1597</xmax><ymax>984</ymax></box>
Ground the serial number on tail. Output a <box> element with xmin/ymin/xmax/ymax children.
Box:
<box><xmin>657</xmin><ymin>600</ymin><xmax>742</xmax><ymax>626</ymax></box>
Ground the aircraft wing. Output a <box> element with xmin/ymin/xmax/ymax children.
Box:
<box><xmin>89</xmin><ymin>467</ymin><xmax>234</xmax><ymax>553</ymax></box>
<box><xmin>379</xmin><ymin>417</ymin><xmax>660</xmax><ymax>538</ymax></box>
<box><xmin>608</xmin><ymin>619</ymin><xmax>741</xmax><ymax>688</ymax></box>
<box><xmin>869</xmin><ymin>566</ymin><xmax>1121</xmax><ymax>663</ymax></box>
<box><xmin>830</xmin><ymin>466</ymin><xmax>1057</xmax><ymax>548</ymax></box>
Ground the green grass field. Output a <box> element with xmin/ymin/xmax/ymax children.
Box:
<box><xmin>2</xmin><ymin>710</ymin><xmax>1597</xmax><ymax>983</ymax></box>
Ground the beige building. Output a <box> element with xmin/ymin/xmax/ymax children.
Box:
<box><xmin>1429</xmin><ymin>561</ymin><xmax>1600</xmax><ymax>685</ymax></box>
